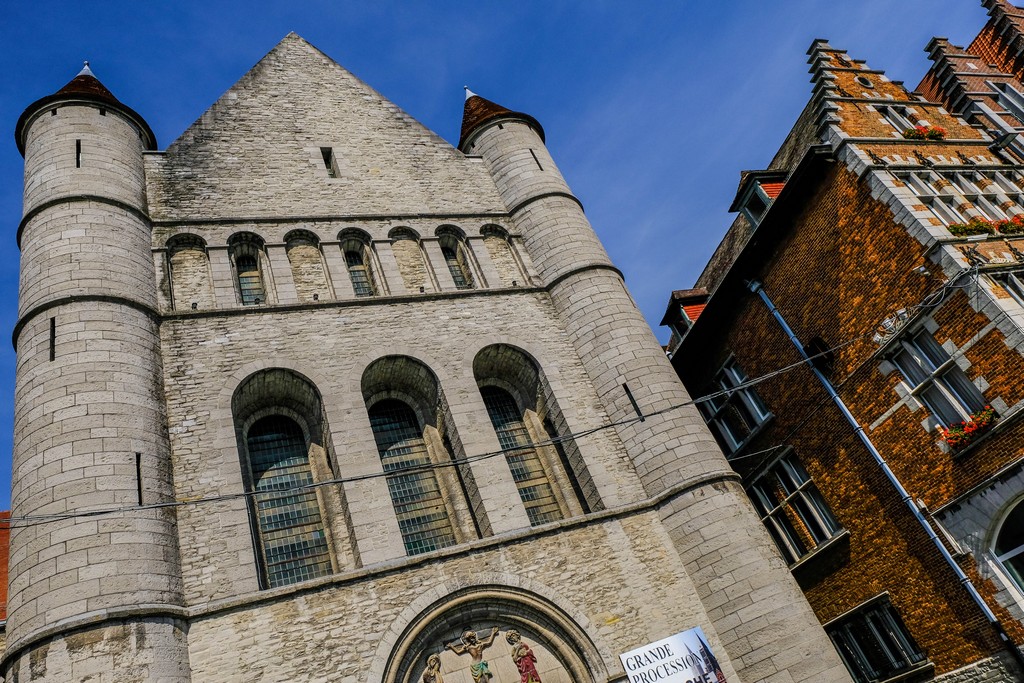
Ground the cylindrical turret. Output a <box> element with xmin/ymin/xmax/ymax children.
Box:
<box><xmin>460</xmin><ymin>91</ymin><xmax>852</xmax><ymax>683</ymax></box>
<box><xmin>7</xmin><ymin>64</ymin><xmax>188</xmax><ymax>681</ymax></box>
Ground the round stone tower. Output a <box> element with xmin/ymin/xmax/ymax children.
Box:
<box><xmin>459</xmin><ymin>90</ymin><xmax>852</xmax><ymax>683</ymax></box>
<box><xmin>8</xmin><ymin>64</ymin><xmax>189</xmax><ymax>681</ymax></box>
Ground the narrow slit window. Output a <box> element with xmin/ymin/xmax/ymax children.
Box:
<box><xmin>49</xmin><ymin>317</ymin><xmax>56</xmax><ymax>361</ymax></box>
<box><xmin>320</xmin><ymin>147</ymin><xmax>338</xmax><ymax>178</ymax></box>
<box><xmin>529</xmin><ymin>149</ymin><xmax>544</xmax><ymax>171</ymax></box>
<box><xmin>75</xmin><ymin>140</ymin><xmax>81</xmax><ymax>168</ymax></box>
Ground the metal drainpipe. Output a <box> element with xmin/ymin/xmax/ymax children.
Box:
<box><xmin>748</xmin><ymin>279</ymin><xmax>1024</xmax><ymax>668</ymax></box>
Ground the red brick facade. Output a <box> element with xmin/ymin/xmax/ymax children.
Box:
<box><xmin>669</xmin><ymin>3</ymin><xmax>1024</xmax><ymax>680</ymax></box>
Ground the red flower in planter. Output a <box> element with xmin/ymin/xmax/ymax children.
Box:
<box><xmin>941</xmin><ymin>406</ymin><xmax>997</xmax><ymax>451</ymax></box>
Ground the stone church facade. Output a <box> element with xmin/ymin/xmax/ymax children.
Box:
<box><xmin>7</xmin><ymin>35</ymin><xmax>851</xmax><ymax>682</ymax></box>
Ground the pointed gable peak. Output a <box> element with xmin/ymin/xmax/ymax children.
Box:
<box><xmin>459</xmin><ymin>89</ymin><xmax>545</xmax><ymax>151</ymax></box>
<box><xmin>55</xmin><ymin>60</ymin><xmax>120</xmax><ymax>106</ymax></box>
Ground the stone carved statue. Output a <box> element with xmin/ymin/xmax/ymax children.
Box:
<box><xmin>446</xmin><ymin>628</ymin><xmax>500</xmax><ymax>683</ymax></box>
<box><xmin>506</xmin><ymin>629</ymin><xmax>542</xmax><ymax>683</ymax></box>
<box><xmin>422</xmin><ymin>654</ymin><xmax>444</xmax><ymax>683</ymax></box>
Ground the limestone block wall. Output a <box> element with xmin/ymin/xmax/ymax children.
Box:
<box><xmin>159</xmin><ymin>291</ymin><xmax>646</xmax><ymax>605</ymax></box>
<box><xmin>21</xmin><ymin>105</ymin><xmax>149</xmax><ymax>217</ymax></box>
<box><xmin>151</xmin><ymin>219</ymin><xmax>536</xmax><ymax>312</ymax></box>
<box><xmin>143</xmin><ymin>34</ymin><xmax>508</xmax><ymax>221</ymax></box>
<box><xmin>9</xmin><ymin>96</ymin><xmax>188</xmax><ymax>678</ymax></box>
<box><xmin>182</xmin><ymin>511</ymin><xmax>741</xmax><ymax>683</ymax></box>
<box><xmin>5</xmin><ymin>618</ymin><xmax>190</xmax><ymax>683</ymax></box>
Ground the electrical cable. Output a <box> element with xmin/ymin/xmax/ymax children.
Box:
<box><xmin>0</xmin><ymin>264</ymin><xmax>1005</xmax><ymax>529</ymax></box>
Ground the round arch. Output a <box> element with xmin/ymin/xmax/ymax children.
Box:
<box><xmin>376</xmin><ymin>582</ymin><xmax>607</xmax><ymax>683</ymax></box>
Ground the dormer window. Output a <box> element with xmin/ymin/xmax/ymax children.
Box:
<box><xmin>660</xmin><ymin>288</ymin><xmax>709</xmax><ymax>357</ymax></box>
<box><xmin>730</xmin><ymin>171</ymin><xmax>787</xmax><ymax>228</ymax></box>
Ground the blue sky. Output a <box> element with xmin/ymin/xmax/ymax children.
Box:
<box><xmin>0</xmin><ymin>1</ymin><xmax>987</xmax><ymax>508</ymax></box>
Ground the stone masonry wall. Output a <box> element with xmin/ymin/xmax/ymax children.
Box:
<box><xmin>144</xmin><ymin>35</ymin><xmax>507</xmax><ymax>221</ymax></box>
<box><xmin>183</xmin><ymin>511</ymin><xmax>741</xmax><ymax>683</ymax></box>
<box><xmin>159</xmin><ymin>290</ymin><xmax>647</xmax><ymax>606</ymax></box>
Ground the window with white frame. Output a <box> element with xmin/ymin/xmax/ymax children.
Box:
<box><xmin>748</xmin><ymin>452</ymin><xmax>842</xmax><ymax>564</ymax></box>
<box><xmin>878</xmin><ymin>105</ymin><xmax>917</xmax><ymax>134</ymax></box>
<box><xmin>826</xmin><ymin>598</ymin><xmax>927</xmax><ymax>683</ymax></box>
<box><xmin>898</xmin><ymin>170</ymin><xmax>1024</xmax><ymax>226</ymax></box>
<box><xmin>891</xmin><ymin>329</ymin><xmax>987</xmax><ymax>428</ymax></box>
<box><xmin>698</xmin><ymin>358</ymin><xmax>771</xmax><ymax>453</ymax></box>
<box><xmin>991</xmin><ymin>270</ymin><xmax>1024</xmax><ymax>308</ymax></box>
<box><xmin>990</xmin><ymin>81</ymin><xmax>1024</xmax><ymax>124</ymax></box>
<box><xmin>994</xmin><ymin>499</ymin><xmax>1024</xmax><ymax>594</ymax></box>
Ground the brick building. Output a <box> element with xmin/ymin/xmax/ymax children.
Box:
<box><xmin>4</xmin><ymin>33</ymin><xmax>854</xmax><ymax>682</ymax></box>
<box><xmin>666</xmin><ymin>1</ymin><xmax>1024</xmax><ymax>681</ymax></box>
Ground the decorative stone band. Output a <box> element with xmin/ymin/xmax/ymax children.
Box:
<box><xmin>12</xmin><ymin>294</ymin><xmax>161</xmax><ymax>350</ymax></box>
<box><xmin>507</xmin><ymin>191</ymin><xmax>584</xmax><ymax>217</ymax></box>
<box><xmin>18</xmin><ymin>194</ymin><xmax>151</xmax><ymax>249</ymax></box>
<box><xmin>169</xmin><ymin>471</ymin><xmax>741</xmax><ymax>623</ymax></box>
<box><xmin>1</xmin><ymin>604</ymin><xmax>190</xmax><ymax>673</ymax></box>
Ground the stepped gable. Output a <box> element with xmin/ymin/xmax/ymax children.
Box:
<box><xmin>918</xmin><ymin>37</ymin><xmax>1024</xmax><ymax>128</ymax></box>
<box><xmin>146</xmin><ymin>33</ymin><xmax>507</xmax><ymax>221</ymax></box>
<box><xmin>970</xmin><ymin>0</ymin><xmax>1024</xmax><ymax>79</ymax></box>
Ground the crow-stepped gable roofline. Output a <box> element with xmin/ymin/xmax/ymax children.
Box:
<box><xmin>15</xmin><ymin>61</ymin><xmax>157</xmax><ymax>156</ymax></box>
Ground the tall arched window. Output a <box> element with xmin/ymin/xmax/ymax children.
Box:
<box><xmin>237</xmin><ymin>255</ymin><xmax>265</xmax><ymax>305</ymax></box>
<box><xmin>246</xmin><ymin>415</ymin><xmax>332</xmax><ymax>587</ymax></box>
<box><xmin>995</xmin><ymin>500</ymin><xmax>1024</xmax><ymax>592</ymax></box>
<box><xmin>369</xmin><ymin>399</ymin><xmax>457</xmax><ymax>555</ymax></box>
<box><xmin>229</xmin><ymin>233</ymin><xmax>269</xmax><ymax>306</ymax></box>
<box><xmin>437</xmin><ymin>227</ymin><xmax>475</xmax><ymax>290</ymax></box>
<box><xmin>346</xmin><ymin>248</ymin><xmax>376</xmax><ymax>297</ymax></box>
<box><xmin>481</xmin><ymin>386</ymin><xmax>563</xmax><ymax>526</ymax></box>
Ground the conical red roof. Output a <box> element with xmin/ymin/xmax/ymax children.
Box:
<box><xmin>15</xmin><ymin>62</ymin><xmax>156</xmax><ymax>156</ymax></box>
<box><xmin>54</xmin><ymin>63</ymin><xmax>120</xmax><ymax>106</ymax></box>
<box><xmin>459</xmin><ymin>89</ymin><xmax>544</xmax><ymax>150</ymax></box>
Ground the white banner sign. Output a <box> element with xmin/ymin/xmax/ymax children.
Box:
<box><xmin>619</xmin><ymin>627</ymin><xmax>727</xmax><ymax>683</ymax></box>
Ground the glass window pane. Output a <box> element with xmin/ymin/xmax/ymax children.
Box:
<box><xmin>481</xmin><ymin>386</ymin><xmax>562</xmax><ymax>525</ymax></box>
<box><xmin>247</xmin><ymin>415</ymin><xmax>332</xmax><ymax>587</ymax></box>
<box><xmin>893</xmin><ymin>349</ymin><xmax>930</xmax><ymax>386</ymax></box>
<box><xmin>938</xmin><ymin>367</ymin><xmax>986</xmax><ymax>414</ymax></box>
<box><xmin>920</xmin><ymin>383</ymin><xmax>964</xmax><ymax>426</ymax></box>
<box><xmin>369</xmin><ymin>399</ymin><xmax>457</xmax><ymax>554</ymax></box>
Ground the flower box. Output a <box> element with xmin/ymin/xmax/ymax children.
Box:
<box><xmin>947</xmin><ymin>215</ymin><xmax>1024</xmax><ymax>237</ymax></box>
<box><xmin>941</xmin><ymin>406</ymin><xmax>997</xmax><ymax>451</ymax></box>
<box><xmin>947</xmin><ymin>219</ymin><xmax>997</xmax><ymax>237</ymax></box>
<box><xmin>903</xmin><ymin>125</ymin><xmax>947</xmax><ymax>141</ymax></box>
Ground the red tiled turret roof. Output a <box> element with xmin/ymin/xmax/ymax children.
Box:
<box><xmin>55</xmin><ymin>62</ymin><xmax>121</xmax><ymax>105</ymax></box>
<box><xmin>459</xmin><ymin>87</ymin><xmax>545</xmax><ymax>151</ymax></box>
<box><xmin>15</xmin><ymin>62</ymin><xmax>156</xmax><ymax>156</ymax></box>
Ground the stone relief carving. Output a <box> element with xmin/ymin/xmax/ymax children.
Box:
<box><xmin>446</xmin><ymin>628</ymin><xmax>501</xmax><ymax>683</ymax></box>
<box><xmin>506</xmin><ymin>630</ymin><xmax>542</xmax><ymax>683</ymax></box>
<box><xmin>423</xmin><ymin>627</ymin><xmax>573</xmax><ymax>683</ymax></box>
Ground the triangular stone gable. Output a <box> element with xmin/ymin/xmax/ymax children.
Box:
<box><xmin>145</xmin><ymin>33</ymin><xmax>507</xmax><ymax>220</ymax></box>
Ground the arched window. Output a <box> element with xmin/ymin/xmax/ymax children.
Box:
<box><xmin>346</xmin><ymin>248</ymin><xmax>376</xmax><ymax>297</ymax></box>
<box><xmin>246</xmin><ymin>415</ymin><xmax>332</xmax><ymax>587</ymax></box>
<box><xmin>437</xmin><ymin>227</ymin><xmax>475</xmax><ymax>290</ymax></box>
<box><xmin>229</xmin><ymin>233</ymin><xmax>269</xmax><ymax>306</ymax></box>
<box><xmin>995</xmin><ymin>500</ymin><xmax>1024</xmax><ymax>592</ymax></box>
<box><xmin>237</xmin><ymin>255</ymin><xmax>265</xmax><ymax>305</ymax></box>
<box><xmin>369</xmin><ymin>398</ymin><xmax>457</xmax><ymax>555</ymax></box>
<box><xmin>481</xmin><ymin>386</ymin><xmax>562</xmax><ymax>525</ymax></box>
